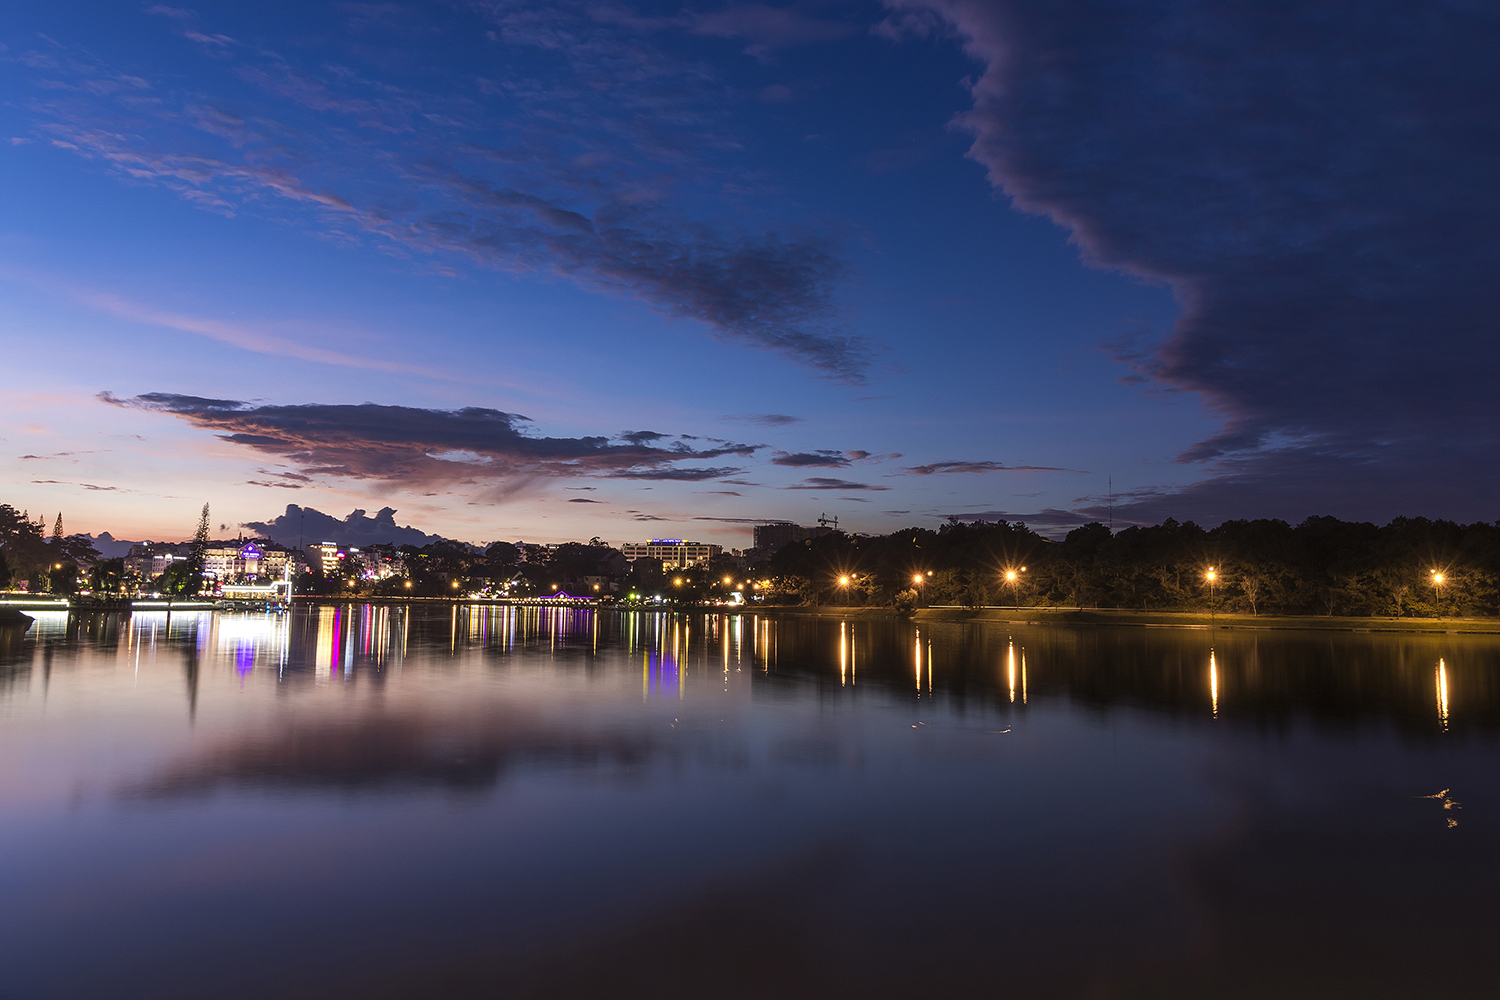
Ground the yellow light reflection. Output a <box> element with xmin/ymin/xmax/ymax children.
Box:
<box><xmin>1437</xmin><ymin>658</ymin><xmax>1449</xmax><ymax>730</ymax></box>
<box><xmin>840</xmin><ymin>621</ymin><xmax>847</xmax><ymax>686</ymax></box>
<box><xmin>1007</xmin><ymin>642</ymin><xmax>1016</xmax><ymax>703</ymax></box>
<box><xmin>914</xmin><ymin>630</ymin><xmax>922</xmax><ymax>693</ymax></box>
<box><xmin>1210</xmin><ymin>648</ymin><xmax>1219</xmax><ymax>718</ymax></box>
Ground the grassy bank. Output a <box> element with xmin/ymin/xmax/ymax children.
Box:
<box><xmin>750</xmin><ymin>604</ymin><xmax>1500</xmax><ymax>634</ymax></box>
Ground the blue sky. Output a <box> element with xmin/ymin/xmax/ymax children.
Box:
<box><xmin>2</xmin><ymin>0</ymin><xmax>1491</xmax><ymax>547</ymax></box>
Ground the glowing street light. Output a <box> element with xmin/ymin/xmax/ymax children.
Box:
<box><xmin>912</xmin><ymin>573</ymin><xmax>925</xmax><ymax>586</ymax></box>
<box><xmin>1003</xmin><ymin>566</ymin><xmax>1026</xmax><ymax>605</ymax></box>
<box><xmin>838</xmin><ymin>575</ymin><xmax>850</xmax><ymax>586</ymax></box>
<box><xmin>1205</xmin><ymin>566</ymin><xmax>1217</xmax><ymax>617</ymax></box>
<box><xmin>1431</xmin><ymin>570</ymin><xmax>1445</xmax><ymax>608</ymax></box>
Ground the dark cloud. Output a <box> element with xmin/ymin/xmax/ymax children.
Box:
<box><xmin>722</xmin><ymin>413</ymin><xmax>803</xmax><ymax>426</ymax></box>
<box><xmin>904</xmin><ymin>460</ymin><xmax>1074</xmax><ymax>475</ymax></box>
<box><xmin>785</xmin><ymin>477</ymin><xmax>890</xmax><ymax>491</ymax></box>
<box><xmin>401</xmin><ymin>162</ymin><xmax>868</xmax><ymax>380</ymax></box>
<box><xmin>611</xmin><ymin>466</ymin><xmax>745</xmax><ymax>481</ymax></box>
<box><xmin>567</xmin><ymin>497</ymin><xmax>603</xmax><ymax>503</ymax></box>
<box><xmin>896</xmin><ymin>0</ymin><xmax>1500</xmax><ymax>520</ymax></box>
<box><xmin>103</xmin><ymin>392</ymin><xmax>757</xmax><ymax>485</ymax></box>
<box><xmin>771</xmin><ymin>449</ymin><xmax>851</xmax><ymax>468</ymax></box>
<box><xmin>621</xmin><ymin>430</ymin><xmax>668</xmax><ymax>445</ymax></box>
<box><xmin>243</xmin><ymin>505</ymin><xmax>443</xmax><ymax>548</ymax></box>
<box><xmin>1078</xmin><ymin>440</ymin><xmax>1500</xmax><ymax>529</ymax></box>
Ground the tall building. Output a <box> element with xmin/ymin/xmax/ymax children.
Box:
<box><xmin>753</xmin><ymin>522</ymin><xmax>810</xmax><ymax>552</ymax></box>
<box><xmin>619</xmin><ymin>539</ymin><xmax>722</xmax><ymax>568</ymax></box>
<box><xmin>307</xmin><ymin>541</ymin><xmax>340</xmax><ymax>577</ymax></box>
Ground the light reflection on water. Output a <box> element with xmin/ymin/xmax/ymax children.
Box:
<box><xmin>1</xmin><ymin>605</ymin><xmax>1499</xmax><ymax>1000</ymax></box>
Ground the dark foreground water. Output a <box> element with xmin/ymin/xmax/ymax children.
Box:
<box><xmin>1</xmin><ymin>605</ymin><xmax>1497</xmax><ymax>999</ymax></box>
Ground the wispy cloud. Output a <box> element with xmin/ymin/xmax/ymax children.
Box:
<box><xmin>723</xmin><ymin>413</ymin><xmax>803</xmax><ymax>426</ymax></box>
<box><xmin>785</xmin><ymin>477</ymin><xmax>889</xmax><ymax>491</ymax></box>
<box><xmin>22</xmin><ymin>7</ymin><xmax>873</xmax><ymax>380</ymax></box>
<box><xmin>903</xmin><ymin>460</ymin><xmax>1076</xmax><ymax>475</ymax></box>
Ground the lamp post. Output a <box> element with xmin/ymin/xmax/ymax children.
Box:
<box><xmin>1205</xmin><ymin>566</ymin><xmax>1217</xmax><ymax>620</ymax></box>
<box><xmin>1431</xmin><ymin>571</ymin><xmax>1444</xmax><ymax>614</ymax></box>
<box><xmin>1003</xmin><ymin>567</ymin><xmax>1027</xmax><ymax>607</ymax></box>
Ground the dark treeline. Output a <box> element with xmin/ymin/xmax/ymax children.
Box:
<box><xmin>0</xmin><ymin>505</ymin><xmax>102</xmax><ymax>594</ymax></box>
<box><xmin>764</xmin><ymin>516</ymin><xmax>1500</xmax><ymax>617</ymax></box>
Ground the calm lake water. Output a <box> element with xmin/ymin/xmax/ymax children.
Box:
<box><xmin>2</xmin><ymin>605</ymin><xmax>1497</xmax><ymax>999</ymax></box>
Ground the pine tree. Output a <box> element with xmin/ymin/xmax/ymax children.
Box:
<box><xmin>51</xmin><ymin>513</ymin><xmax>63</xmax><ymax>545</ymax></box>
<box><xmin>193</xmin><ymin>503</ymin><xmax>210</xmax><ymax>550</ymax></box>
<box><xmin>186</xmin><ymin>503</ymin><xmax>210</xmax><ymax>596</ymax></box>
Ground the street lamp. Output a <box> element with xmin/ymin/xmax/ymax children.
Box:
<box><xmin>912</xmin><ymin>573</ymin><xmax>924</xmax><ymax>586</ymax></box>
<box><xmin>1431</xmin><ymin>570</ymin><xmax>1444</xmax><ymax>610</ymax></box>
<box><xmin>838</xmin><ymin>575</ymin><xmax>850</xmax><ymax>586</ymax></box>
<box><xmin>1205</xmin><ymin>566</ymin><xmax>1217</xmax><ymax>618</ymax></box>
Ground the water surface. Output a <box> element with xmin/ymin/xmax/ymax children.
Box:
<box><xmin>2</xmin><ymin>605</ymin><xmax>1497</xmax><ymax>999</ymax></box>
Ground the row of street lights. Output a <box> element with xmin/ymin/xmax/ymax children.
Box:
<box><xmin>812</xmin><ymin>563</ymin><xmax>1455</xmax><ymax>611</ymax></box>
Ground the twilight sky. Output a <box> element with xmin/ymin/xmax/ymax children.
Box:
<box><xmin>2</xmin><ymin>0</ymin><xmax>1495</xmax><ymax>547</ymax></box>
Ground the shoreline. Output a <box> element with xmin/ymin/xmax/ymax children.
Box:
<box><xmin>7</xmin><ymin>593</ymin><xmax>1494</xmax><ymax>634</ymax></box>
<box><xmin>780</xmin><ymin>604</ymin><xmax>1500</xmax><ymax>634</ymax></box>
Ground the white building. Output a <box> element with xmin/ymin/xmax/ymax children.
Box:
<box><xmin>203</xmin><ymin>541</ymin><xmax>297</xmax><ymax>582</ymax></box>
<box><xmin>619</xmin><ymin>539</ymin><xmax>722</xmax><ymax>568</ymax></box>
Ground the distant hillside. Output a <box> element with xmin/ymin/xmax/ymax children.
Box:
<box><xmin>242</xmin><ymin>505</ymin><xmax>445</xmax><ymax>549</ymax></box>
<box><xmin>85</xmin><ymin>532</ymin><xmax>141</xmax><ymax>559</ymax></box>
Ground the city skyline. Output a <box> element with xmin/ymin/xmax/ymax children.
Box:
<box><xmin>3</xmin><ymin>1</ymin><xmax>1494</xmax><ymax>548</ymax></box>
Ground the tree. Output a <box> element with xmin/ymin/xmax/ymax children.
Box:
<box><xmin>48</xmin><ymin>561</ymin><xmax>79</xmax><ymax>595</ymax></box>
<box><xmin>1241</xmin><ymin>572</ymin><xmax>1264</xmax><ymax>616</ymax></box>
<box><xmin>185</xmin><ymin>503</ymin><xmax>210</xmax><ymax>595</ymax></box>
<box><xmin>91</xmin><ymin>558</ymin><xmax>125</xmax><ymax>594</ymax></box>
<box><xmin>159</xmin><ymin>560</ymin><xmax>199</xmax><ymax>596</ymax></box>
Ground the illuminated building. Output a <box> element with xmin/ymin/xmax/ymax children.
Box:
<box><xmin>620</xmin><ymin>539</ymin><xmax>722</xmax><ymax>568</ymax></box>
